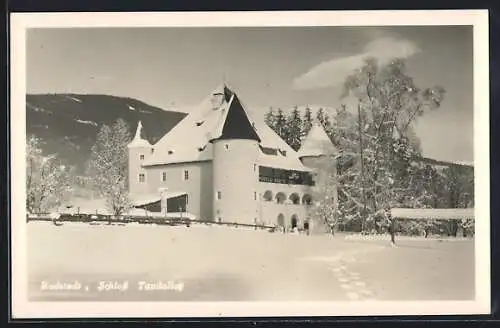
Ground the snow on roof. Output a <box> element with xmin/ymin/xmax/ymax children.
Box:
<box><xmin>416</xmin><ymin>157</ymin><xmax>474</xmax><ymax>168</ymax></box>
<box><xmin>142</xmin><ymin>84</ymin><xmax>311</xmax><ymax>171</ymax></box>
<box><xmin>131</xmin><ymin>191</ymin><xmax>187</xmax><ymax>206</ymax></box>
<box><xmin>297</xmin><ymin>123</ymin><xmax>337</xmax><ymax>158</ymax></box>
<box><xmin>64</xmin><ymin>192</ymin><xmax>188</xmax><ymax>214</ymax></box>
<box><xmin>258</xmin><ymin>152</ymin><xmax>311</xmax><ymax>171</ymax></box>
<box><xmin>390</xmin><ymin>208</ymin><xmax>474</xmax><ymax>220</ymax></box>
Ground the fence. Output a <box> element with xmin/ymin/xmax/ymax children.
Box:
<box><xmin>26</xmin><ymin>212</ymin><xmax>277</xmax><ymax>230</ymax></box>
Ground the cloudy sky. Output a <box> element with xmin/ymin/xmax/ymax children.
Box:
<box><xmin>27</xmin><ymin>26</ymin><xmax>473</xmax><ymax>162</ymax></box>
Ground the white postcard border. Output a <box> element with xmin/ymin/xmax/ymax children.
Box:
<box><xmin>10</xmin><ymin>10</ymin><xmax>490</xmax><ymax>318</ymax></box>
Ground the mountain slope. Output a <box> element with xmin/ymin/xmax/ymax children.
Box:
<box><xmin>26</xmin><ymin>94</ymin><xmax>187</xmax><ymax>173</ymax></box>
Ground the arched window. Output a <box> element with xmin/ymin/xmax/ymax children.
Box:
<box><xmin>289</xmin><ymin>193</ymin><xmax>300</xmax><ymax>205</ymax></box>
<box><xmin>276</xmin><ymin>192</ymin><xmax>287</xmax><ymax>204</ymax></box>
<box><xmin>263</xmin><ymin>190</ymin><xmax>273</xmax><ymax>201</ymax></box>
<box><xmin>302</xmin><ymin>194</ymin><xmax>313</xmax><ymax>205</ymax></box>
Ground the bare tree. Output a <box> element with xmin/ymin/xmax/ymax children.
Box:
<box><xmin>26</xmin><ymin>135</ymin><xmax>73</xmax><ymax>214</ymax></box>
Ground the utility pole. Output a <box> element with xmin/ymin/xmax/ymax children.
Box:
<box><xmin>357</xmin><ymin>102</ymin><xmax>367</xmax><ymax>231</ymax></box>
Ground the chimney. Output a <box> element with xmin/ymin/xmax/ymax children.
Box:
<box><xmin>211</xmin><ymin>92</ymin><xmax>225</xmax><ymax>110</ymax></box>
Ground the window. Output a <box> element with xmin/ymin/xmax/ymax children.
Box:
<box><xmin>162</xmin><ymin>172</ymin><xmax>167</xmax><ymax>182</ymax></box>
<box><xmin>254</xmin><ymin>192</ymin><xmax>257</xmax><ymax>200</ymax></box>
<box><xmin>183</xmin><ymin>170</ymin><xmax>189</xmax><ymax>180</ymax></box>
<box><xmin>260</xmin><ymin>146</ymin><xmax>278</xmax><ymax>156</ymax></box>
<box><xmin>139</xmin><ymin>173</ymin><xmax>145</xmax><ymax>183</ymax></box>
<box><xmin>217</xmin><ymin>191</ymin><xmax>222</xmax><ymax>200</ymax></box>
<box><xmin>151</xmin><ymin>148</ymin><xmax>154</xmax><ymax>154</ymax></box>
<box><xmin>186</xmin><ymin>194</ymin><xmax>189</xmax><ymax>205</ymax></box>
<box><xmin>253</xmin><ymin>164</ymin><xmax>256</xmax><ymax>172</ymax></box>
<box><xmin>225</xmin><ymin>144</ymin><xmax>229</xmax><ymax>150</ymax></box>
<box><xmin>139</xmin><ymin>154</ymin><xmax>145</xmax><ymax>160</ymax></box>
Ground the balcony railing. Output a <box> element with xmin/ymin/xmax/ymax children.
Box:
<box><xmin>258</xmin><ymin>166</ymin><xmax>315</xmax><ymax>186</ymax></box>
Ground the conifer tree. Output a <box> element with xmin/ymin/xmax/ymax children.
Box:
<box><xmin>286</xmin><ymin>106</ymin><xmax>303</xmax><ymax>151</ymax></box>
<box><xmin>316</xmin><ymin>108</ymin><xmax>326</xmax><ymax>126</ymax></box>
<box><xmin>264</xmin><ymin>107</ymin><xmax>276</xmax><ymax>130</ymax></box>
<box><xmin>302</xmin><ymin>106</ymin><xmax>313</xmax><ymax>139</ymax></box>
<box><xmin>274</xmin><ymin>108</ymin><xmax>288</xmax><ymax>142</ymax></box>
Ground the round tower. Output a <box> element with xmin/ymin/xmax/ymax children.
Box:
<box><xmin>210</xmin><ymin>87</ymin><xmax>261</xmax><ymax>224</ymax></box>
<box><xmin>298</xmin><ymin>122</ymin><xmax>339</xmax><ymax>233</ymax></box>
<box><xmin>127</xmin><ymin>121</ymin><xmax>152</xmax><ymax>196</ymax></box>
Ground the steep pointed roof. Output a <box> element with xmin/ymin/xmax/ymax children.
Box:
<box><xmin>142</xmin><ymin>84</ymin><xmax>310</xmax><ymax>171</ymax></box>
<box><xmin>209</xmin><ymin>93</ymin><xmax>261</xmax><ymax>143</ymax></box>
<box><xmin>128</xmin><ymin>121</ymin><xmax>152</xmax><ymax>148</ymax></box>
<box><xmin>297</xmin><ymin>122</ymin><xmax>337</xmax><ymax>158</ymax></box>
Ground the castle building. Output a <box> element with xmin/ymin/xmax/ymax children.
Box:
<box><xmin>127</xmin><ymin>84</ymin><xmax>338</xmax><ymax>230</ymax></box>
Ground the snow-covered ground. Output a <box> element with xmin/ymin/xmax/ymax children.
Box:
<box><xmin>26</xmin><ymin>222</ymin><xmax>475</xmax><ymax>302</ymax></box>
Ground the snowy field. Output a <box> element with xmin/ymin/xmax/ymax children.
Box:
<box><xmin>27</xmin><ymin>222</ymin><xmax>475</xmax><ymax>302</ymax></box>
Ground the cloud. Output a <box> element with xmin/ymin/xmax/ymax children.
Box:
<box><xmin>293</xmin><ymin>36</ymin><xmax>421</xmax><ymax>91</ymax></box>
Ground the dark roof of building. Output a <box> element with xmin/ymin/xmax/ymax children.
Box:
<box><xmin>223</xmin><ymin>85</ymin><xmax>233</xmax><ymax>102</ymax></box>
<box><xmin>212</xmin><ymin>92</ymin><xmax>261</xmax><ymax>143</ymax></box>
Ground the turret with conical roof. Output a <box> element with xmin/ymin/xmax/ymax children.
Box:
<box><xmin>298</xmin><ymin>122</ymin><xmax>337</xmax><ymax>159</ymax></box>
<box><xmin>128</xmin><ymin>121</ymin><xmax>153</xmax><ymax>195</ymax></box>
<box><xmin>298</xmin><ymin>122</ymin><xmax>339</xmax><ymax>216</ymax></box>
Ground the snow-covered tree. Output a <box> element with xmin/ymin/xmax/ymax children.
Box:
<box><xmin>87</xmin><ymin>119</ymin><xmax>132</xmax><ymax>216</ymax></box>
<box><xmin>335</xmin><ymin>57</ymin><xmax>446</xmax><ymax>232</ymax></box>
<box><xmin>26</xmin><ymin>135</ymin><xmax>73</xmax><ymax>213</ymax></box>
<box><xmin>264</xmin><ymin>107</ymin><xmax>276</xmax><ymax>130</ymax></box>
<box><xmin>273</xmin><ymin>108</ymin><xmax>288</xmax><ymax>142</ymax></box>
<box><xmin>316</xmin><ymin>108</ymin><xmax>326</xmax><ymax>127</ymax></box>
<box><xmin>302</xmin><ymin>106</ymin><xmax>313</xmax><ymax>139</ymax></box>
<box><xmin>286</xmin><ymin>106</ymin><xmax>303</xmax><ymax>151</ymax></box>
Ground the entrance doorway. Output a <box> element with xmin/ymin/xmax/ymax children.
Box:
<box><xmin>277</xmin><ymin>213</ymin><xmax>285</xmax><ymax>227</ymax></box>
<box><xmin>291</xmin><ymin>214</ymin><xmax>298</xmax><ymax>229</ymax></box>
<box><xmin>303</xmin><ymin>220</ymin><xmax>310</xmax><ymax>230</ymax></box>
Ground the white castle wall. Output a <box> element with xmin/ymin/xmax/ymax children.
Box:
<box><xmin>212</xmin><ymin>139</ymin><xmax>260</xmax><ymax>224</ymax></box>
<box><xmin>144</xmin><ymin>161</ymin><xmax>213</xmax><ymax>220</ymax></box>
<box><xmin>301</xmin><ymin>155</ymin><xmax>338</xmax><ymax>212</ymax></box>
<box><xmin>128</xmin><ymin>146</ymin><xmax>153</xmax><ymax>196</ymax></box>
<box><xmin>257</xmin><ymin>181</ymin><xmax>314</xmax><ymax>228</ymax></box>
